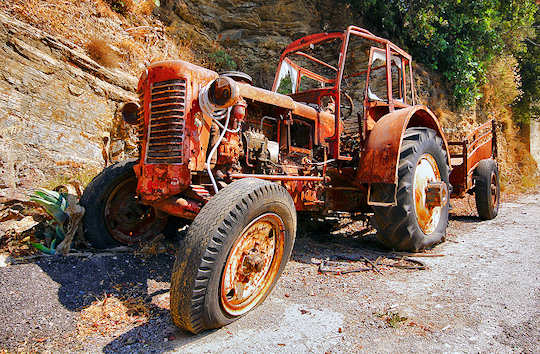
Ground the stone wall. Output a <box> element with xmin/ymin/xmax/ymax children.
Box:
<box><xmin>0</xmin><ymin>12</ymin><xmax>137</xmax><ymax>195</ymax></box>
<box><xmin>161</xmin><ymin>0</ymin><xmax>355</xmax><ymax>88</ymax></box>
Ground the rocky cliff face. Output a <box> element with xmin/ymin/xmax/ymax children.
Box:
<box><xmin>0</xmin><ymin>12</ymin><xmax>137</xmax><ymax>195</ymax></box>
<box><xmin>160</xmin><ymin>0</ymin><xmax>355</xmax><ymax>87</ymax></box>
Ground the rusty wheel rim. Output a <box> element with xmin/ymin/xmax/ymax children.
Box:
<box><xmin>220</xmin><ymin>213</ymin><xmax>285</xmax><ymax>316</ymax></box>
<box><xmin>490</xmin><ymin>172</ymin><xmax>498</xmax><ymax>209</ymax></box>
<box><xmin>413</xmin><ymin>154</ymin><xmax>442</xmax><ymax>234</ymax></box>
<box><xmin>104</xmin><ymin>177</ymin><xmax>164</xmax><ymax>244</ymax></box>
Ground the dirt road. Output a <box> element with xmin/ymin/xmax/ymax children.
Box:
<box><xmin>1</xmin><ymin>193</ymin><xmax>539</xmax><ymax>353</ymax></box>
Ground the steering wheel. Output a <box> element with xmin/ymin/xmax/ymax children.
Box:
<box><xmin>340</xmin><ymin>91</ymin><xmax>354</xmax><ymax>119</ymax></box>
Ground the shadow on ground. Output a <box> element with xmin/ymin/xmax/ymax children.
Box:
<box><xmin>31</xmin><ymin>250</ymin><xmax>218</xmax><ymax>352</ymax></box>
<box><xmin>36</xmin><ymin>253</ymin><xmax>174</xmax><ymax>311</ymax></box>
<box><xmin>27</xmin><ymin>217</ymin><xmax>444</xmax><ymax>352</ymax></box>
<box><xmin>449</xmin><ymin>214</ymin><xmax>481</xmax><ymax>223</ymax></box>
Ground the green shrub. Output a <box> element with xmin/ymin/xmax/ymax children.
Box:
<box><xmin>343</xmin><ymin>0</ymin><xmax>538</xmax><ymax>110</ymax></box>
<box><xmin>209</xmin><ymin>50</ymin><xmax>237</xmax><ymax>71</ymax></box>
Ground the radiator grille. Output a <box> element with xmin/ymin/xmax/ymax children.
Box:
<box><xmin>136</xmin><ymin>88</ymin><xmax>145</xmax><ymax>141</ymax></box>
<box><xmin>146</xmin><ymin>79</ymin><xmax>186</xmax><ymax>164</ymax></box>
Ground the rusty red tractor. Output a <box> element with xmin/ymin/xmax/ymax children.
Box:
<box><xmin>81</xmin><ymin>26</ymin><xmax>500</xmax><ymax>333</ymax></box>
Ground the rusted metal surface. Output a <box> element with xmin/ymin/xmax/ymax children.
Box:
<box><xmin>449</xmin><ymin>119</ymin><xmax>496</xmax><ymax>197</ymax></box>
<box><xmin>356</xmin><ymin>105</ymin><xmax>451</xmax><ymax>185</ymax></box>
<box><xmin>238</xmin><ymin>83</ymin><xmax>295</xmax><ymax>110</ymax></box>
<box><xmin>217</xmin><ymin>132</ymin><xmax>242</xmax><ymax>165</ymax></box>
<box><xmin>146</xmin><ymin>78</ymin><xmax>186</xmax><ymax>164</ymax></box>
<box><xmin>229</xmin><ymin>174</ymin><xmax>324</xmax><ymax>182</ymax></box>
<box><xmin>151</xmin><ymin>196</ymin><xmax>201</xmax><ymax>220</ymax></box>
<box><xmin>414</xmin><ymin>154</ymin><xmax>444</xmax><ymax>234</ymax></box>
<box><xmin>135</xmin><ymin>60</ymin><xmax>218</xmax><ymax>203</ymax></box>
<box><xmin>220</xmin><ymin>213</ymin><xmax>285</xmax><ymax>316</ymax></box>
<box><xmin>425</xmin><ymin>181</ymin><xmax>449</xmax><ymax>209</ymax></box>
<box><xmin>104</xmin><ymin>177</ymin><xmax>167</xmax><ymax>244</ymax></box>
<box><xmin>448</xmin><ymin>141</ymin><xmax>468</xmax><ymax>197</ymax></box>
<box><xmin>208</xmin><ymin>76</ymin><xmax>241</xmax><ymax>108</ymax></box>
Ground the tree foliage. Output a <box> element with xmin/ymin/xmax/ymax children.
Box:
<box><xmin>513</xmin><ymin>11</ymin><xmax>540</xmax><ymax>123</ymax></box>
<box><xmin>344</xmin><ymin>0</ymin><xmax>538</xmax><ymax>109</ymax></box>
<box><xmin>209</xmin><ymin>50</ymin><xmax>238</xmax><ymax>71</ymax></box>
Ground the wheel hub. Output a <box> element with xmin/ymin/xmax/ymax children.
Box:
<box><xmin>241</xmin><ymin>249</ymin><xmax>265</xmax><ymax>275</ymax></box>
<box><xmin>414</xmin><ymin>154</ymin><xmax>445</xmax><ymax>234</ymax></box>
<box><xmin>425</xmin><ymin>181</ymin><xmax>448</xmax><ymax>208</ymax></box>
<box><xmin>220</xmin><ymin>213</ymin><xmax>285</xmax><ymax>316</ymax></box>
<box><xmin>104</xmin><ymin>177</ymin><xmax>166</xmax><ymax>244</ymax></box>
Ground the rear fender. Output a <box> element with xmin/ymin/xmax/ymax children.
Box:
<box><xmin>356</xmin><ymin>105</ymin><xmax>451</xmax><ymax>206</ymax></box>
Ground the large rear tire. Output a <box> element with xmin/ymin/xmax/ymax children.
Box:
<box><xmin>170</xmin><ymin>178</ymin><xmax>296</xmax><ymax>333</ymax></box>
<box><xmin>373</xmin><ymin>127</ymin><xmax>450</xmax><ymax>252</ymax></box>
<box><xmin>474</xmin><ymin>159</ymin><xmax>499</xmax><ymax>220</ymax></box>
<box><xmin>80</xmin><ymin>160</ymin><xmax>167</xmax><ymax>249</ymax></box>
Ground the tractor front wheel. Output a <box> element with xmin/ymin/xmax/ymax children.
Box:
<box><xmin>170</xmin><ymin>178</ymin><xmax>296</xmax><ymax>333</ymax></box>
<box><xmin>373</xmin><ymin>127</ymin><xmax>450</xmax><ymax>252</ymax></box>
<box><xmin>80</xmin><ymin>159</ymin><xmax>167</xmax><ymax>249</ymax></box>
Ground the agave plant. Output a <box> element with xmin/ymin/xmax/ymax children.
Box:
<box><xmin>29</xmin><ymin>188</ymin><xmax>69</xmax><ymax>255</ymax></box>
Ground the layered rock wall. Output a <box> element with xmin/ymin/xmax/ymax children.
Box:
<box><xmin>0</xmin><ymin>12</ymin><xmax>137</xmax><ymax>194</ymax></box>
<box><xmin>161</xmin><ymin>0</ymin><xmax>355</xmax><ymax>87</ymax></box>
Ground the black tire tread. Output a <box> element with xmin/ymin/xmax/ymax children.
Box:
<box><xmin>474</xmin><ymin>159</ymin><xmax>499</xmax><ymax>220</ymax></box>
<box><xmin>170</xmin><ymin>178</ymin><xmax>296</xmax><ymax>333</ymax></box>
<box><xmin>373</xmin><ymin>127</ymin><xmax>450</xmax><ymax>252</ymax></box>
<box><xmin>80</xmin><ymin>159</ymin><xmax>137</xmax><ymax>249</ymax></box>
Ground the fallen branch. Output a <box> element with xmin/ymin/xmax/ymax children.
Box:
<box><xmin>385</xmin><ymin>257</ymin><xmax>427</xmax><ymax>270</ymax></box>
<box><xmin>125</xmin><ymin>26</ymin><xmax>162</xmax><ymax>33</ymax></box>
<box><xmin>362</xmin><ymin>256</ymin><xmax>382</xmax><ymax>274</ymax></box>
<box><xmin>318</xmin><ymin>260</ymin><xmax>371</xmax><ymax>274</ymax></box>
<box><xmin>390</xmin><ymin>252</ymin><xmax>444</xmax><ymax>258</ymax></box>
<box><xmin>11</xmin><ymin>248</ymin><xmax>134</xmax><ymax>264</ymax></box>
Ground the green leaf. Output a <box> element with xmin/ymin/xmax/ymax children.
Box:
<box><xmin>30</xmin><ymin>188</ymin><xmax>68</xmax><ymax>224</ymax></box>
<box><xmin>31</xmin><ymin>242</ymin><xmax>56</xmax><ymax>255</ymax></box>
<box><xmin>55</xmin><ymin>225</ymin><xmax>65</xmax><ymax>242</ymax></box>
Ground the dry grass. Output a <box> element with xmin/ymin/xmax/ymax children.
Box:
<box><xmin>0</xmin><ymin>0</ymin><xmax>200</xmax><ymax>75</ymax></box>
<box><xmin>86</xmin><ymin>38</ymin><xmax>121</xmax><ymax>68</ymax></box>
<box><xmin>77</xmin><ymin>294</ymin><xmax>150</xmax><ymax>338</ymax></box>
<box><xmin>478</xmin><ymin>55</ymin><xmax>538</xmax><ymax>193</ymax></box>
<box><xmin>43</xmin><ymin>164</ymin><xmax>101</xmax><ymax>190</ymax></box>
<box><xmin>135</xmin><ymin>0</ymin><xmax>157</xmax><ymax>16</ymax></box>
<box><xmin>103</xmin><ymin>0</ymin><xmax>134</xmax><ymax>15</ymax></box>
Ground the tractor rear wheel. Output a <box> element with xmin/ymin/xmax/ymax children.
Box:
<box><xmin>170</xmin><ymin>178</ymin><xmax>296</xmax><ymax>333</ymax></box>
<box><xmin>80</xmin><ymin>159</ymin><xmax>167</xmax><ymax>249</ymax></box>
<box><xmin>474</xmin><ymin>159</ymin><xmax>500</xmax><ymax>220</ymax></box>
<box><xmin>373</xmin><ymin>127</ymin><xmax>450</xmax><ymax>252</ymax></box>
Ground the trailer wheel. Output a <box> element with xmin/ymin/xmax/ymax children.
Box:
<box><xmin>170</xmin><ymin>178</ymin><xmax>296</xmax><ymax>333</ymax></box>
<box><xmin>474</xmin><ymin>159</ymin><xmax>499</xmax><ymax>220</ymax></box>
<box><xmin>80</xmin><ymin>159</ymin><xmax>167</xmax><ymax>249</ymax></box>
<box><xmin>373</xmin><ymin>127</ymin><xmax>450</xmax><ymax>252</ymax></box>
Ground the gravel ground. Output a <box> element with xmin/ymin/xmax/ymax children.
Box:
<box><xmin>1</xmin><ymin>193</ymin><xmax>539</xmax><ymax>353</ymax></box>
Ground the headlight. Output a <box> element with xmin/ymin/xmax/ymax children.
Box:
<box><xmin>208</xmin><ymin>76</ymin><xmax>239</xmax><ymax>108</ymax></box>
<box><xmin>121</xmin><ymin>102</ymin><xmax>140</xmax><ymax>125</ymax></box>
